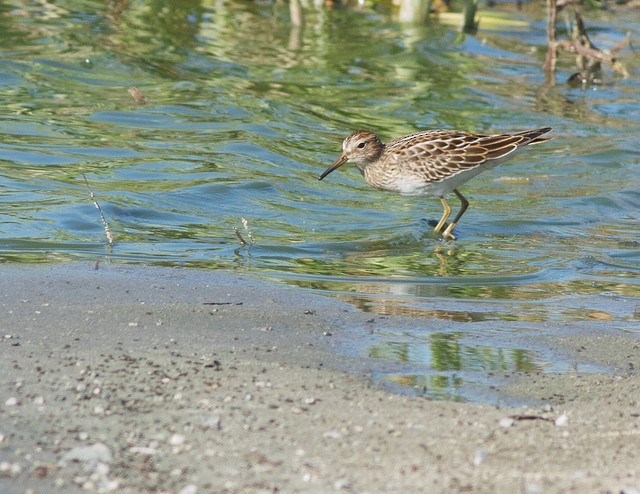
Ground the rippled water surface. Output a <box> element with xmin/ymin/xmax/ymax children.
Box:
<box><xmin>1</xmin><ymin>0</ymin><xmax>639</xmax><ymax>400</ymax></box>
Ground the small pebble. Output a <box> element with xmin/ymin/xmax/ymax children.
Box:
<box><xmin>178</xmin><ymin>485</ymin><xmax>198</xmax><ymax>494</ymax></box>
<box><xmin>61</xmin><ymin>443</ymin><xmax>112</xmax><ymax>466</ymax></box>
<box><xmin>334</xmin><ymin>478</ymin><xmax>351</xmax><ymax>490</ymax></box>
<box><xmin>32</xmin><ymin>464</ymin><xmax>50</xmax><ymax>478</ymax></box>
<box><xmin>5</xmin><ymin>397</ymin><xmax>18</xmax><ymax>407</ymax></box>
<box><xmin>169</xmin><ymin>434</ymin><xmax>185</xmax><ymax>447</ymax></box>
<box><xmin>202</xmin><ymin>416</ymin><xmax>221</xmax><ymax>430</ymax></box>
<box><xmin>82</xmin><ymin>480</ymin><xmax>96</xmax><ymax>490</ymax></box>
<box><xmin>0</xmin><ymin>461</ymin><xmax>22</xmax><ymax>476</ymax></box>
<box><xmin>130</xmin><ymin>446</ymin><xmax>157</xmax><ymax>456</ymax></box>
<box><xmin>323</xmin><ymin>431</ymin><xmax>341</xmax><ymax>439</ymax></box>
<box><xmin>555</xmin><ymin>413</ymin><xmax>569</xmax><ymax>427</ymax></box>
<box><xmin>473</xmin><ymin>448</ymin><xmax>487</xmax><ymax>466</ymax></box>
<box><xmin>619</xmin><ymin>488</ymin><xmax>640</xmax><ymax>494</ymax></box>
<box><xmin>499</xmin><ymin>417</ymin><xmax>514</xmax><ymax>428</ymax></box>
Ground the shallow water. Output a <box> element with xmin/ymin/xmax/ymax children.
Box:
<box><xmin>1</xmin><ymin>0</ymin><xmax>639</xmax><ymax>401</ymax></box>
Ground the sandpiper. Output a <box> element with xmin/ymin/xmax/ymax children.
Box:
<box><xmin>319</xmin><ymin>127</ymin><xmax>552</xmax><ymax>239</ymax></box>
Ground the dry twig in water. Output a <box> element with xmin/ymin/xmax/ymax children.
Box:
<box><xmin>234</xmin><ymin>217</ymin><xmax>255</xmax><ymax>247</ymax></box>
<box><xmin>128</xmin><ymin>87</ymin><xmax>149</xmax><ymax>104</ymax></box>
<box><xmin>544</xmin><ymin>0</ymin><xmax>630</xmax><ymax>83</ymax></box>
<box><xmin>234</xmin><ymin>227</ymin><xmax>247</xmax><ymax>246</ymax></box>
<box><xmin>83</xmin><ymin>174</ymin><xmax>114</xmax><ymax>246</ymax></box>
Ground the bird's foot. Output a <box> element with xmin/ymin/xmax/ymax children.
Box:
<box><xmin>442</xmin><ymin>223</ymin><xmax>457</xmax><ymax>240</ymax></box>
<box><xmin>427</xmin><ymin>219</ymin><xmax>457</xmax><ymax>240</ymax></box>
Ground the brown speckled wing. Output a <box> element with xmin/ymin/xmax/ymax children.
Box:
<box><xmin>382</xmin><ymin>129</ymin><xmax>549</xmax><ymax>182</ymax></box>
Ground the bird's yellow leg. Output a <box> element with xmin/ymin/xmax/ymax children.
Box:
<box><xmin>434</xmin><ymin>196</ymin><xmax>452</xmax><ymax>234</ymax></box>
<box><xmin>442</xmin><ymin>189</ymin><xmax>469</xmax><ymax>239</ymax></box>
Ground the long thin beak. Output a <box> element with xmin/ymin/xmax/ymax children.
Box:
<box><xmin>319</xmin><ymin>153</ymin><xmax>348</xmax><ymax>180</ymax></box>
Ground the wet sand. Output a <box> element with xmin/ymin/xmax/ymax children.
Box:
<box><xmin>1</xmin><ymin>263</ymin><xmax>639</xmax><ymax>493</ymax></box>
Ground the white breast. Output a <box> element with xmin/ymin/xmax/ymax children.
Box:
<box><xmin>366</xmin><ymin>166</ymin><xmax>488</xmax><ymax>197</ymax></box>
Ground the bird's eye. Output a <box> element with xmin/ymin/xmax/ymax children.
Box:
<box><xmin>357</xmin><ymin>142</ymin><xmax>366</xmax><ymax>149</ymax></box>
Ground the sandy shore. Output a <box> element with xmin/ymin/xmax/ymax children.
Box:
<box><xmin>0</xmin><ymin>263</ymin><xmax>639</xmax><ymax>493</ymax></box>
